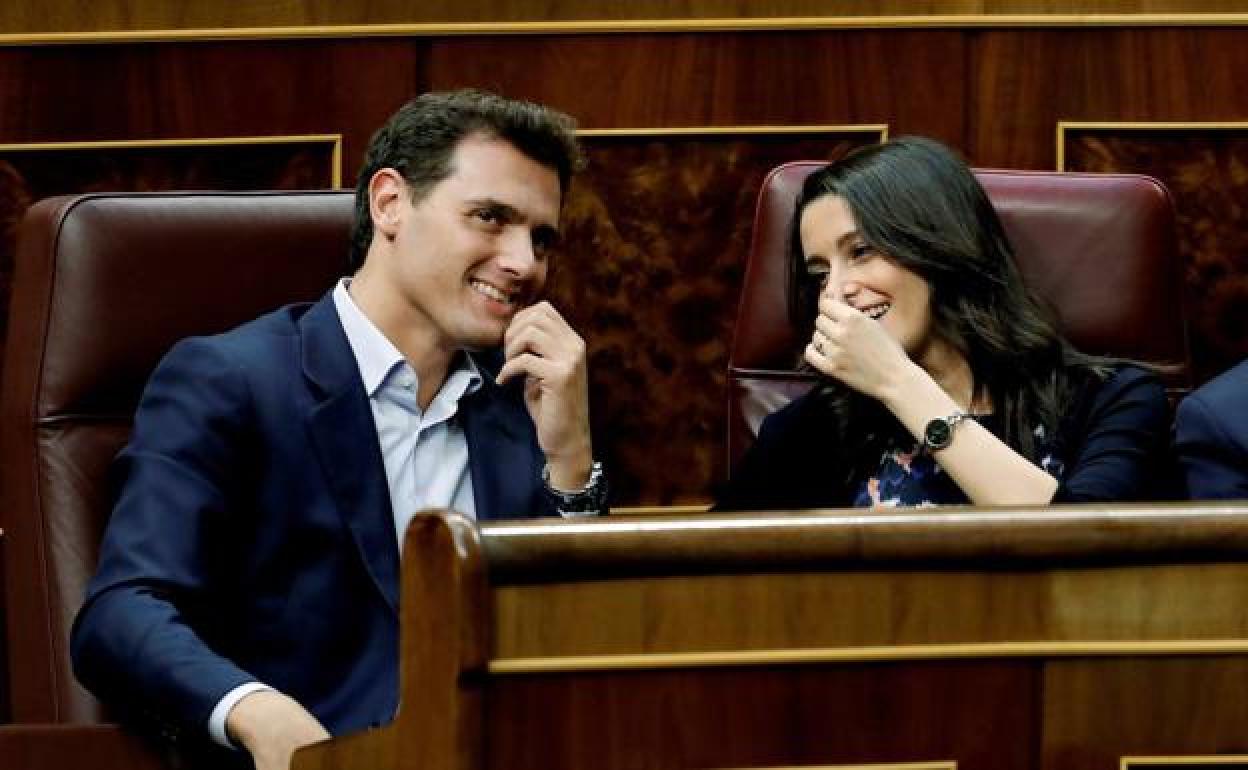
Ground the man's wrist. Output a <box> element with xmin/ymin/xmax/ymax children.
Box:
<box><xmin>542</xmin><ymin>460</ymin><xmax>606</xmax><ymax>515</ymax></box>
<box><xmin>544</xmin><ymin>446</ymin><xmax>594</xmax><ymax>491</ymax></box>
<box><xmin>211</xmin><ymin>681</ymin><xmax>274</xmax><ymax>749</ymax></box>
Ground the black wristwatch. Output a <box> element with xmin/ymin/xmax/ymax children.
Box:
<box><xmin>922</xmin><ymin>411</ymin><xmax>968</xmax><ymax>453</ymax></box>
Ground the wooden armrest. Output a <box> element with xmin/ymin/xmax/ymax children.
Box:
<box><xmin>0</xmin><ymin>724</ymin><xmax>168</xmax><ymax>770</ymax></box>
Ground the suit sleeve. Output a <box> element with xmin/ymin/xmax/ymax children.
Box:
<box><xmin>70</xmin><ymin>337</ymin><xmax>260</xmax><ymax>739</ymax></box>
<box><xmin>1052</xmin><ymin>367</ymin><xmax>1172</xmax><ymax>503</ymax></box>
<box><xmin>1175</xmin><ymin>391</ymin><xmax>1248</xmax><ymax>500</ymax></box>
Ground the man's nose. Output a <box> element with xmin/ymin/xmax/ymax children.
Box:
<box><xmin>498</xmin><ymin>229</ymin><xmax>538</xmax><ymax>277</ymax></box>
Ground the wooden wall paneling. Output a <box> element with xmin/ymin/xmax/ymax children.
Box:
<box><xmin>490</xmin><ymin>562</ymin><xmax>1248</xmax><ymax>659</ymax></box>
<box><xmin>425</xmin><ymin>31</ymin><xmax>965</xmax><ymax>141</ymax></box>
<box><xmin>1041</xmin><ymin>658</ymin><xmax>1248</xmax><ymax>770</ymax></box>
<box><xmin>0</xmin><ymin>39</ymin><xmax>424</xmax><ymax>182</ymax></box>
<box><xmin>0</xmin><ymin>530</ymin><xmax>7</xmax><ymax>723</ymax></box>
<box><xmin>1060</xmin><ymin>124</ymin><xmax>1248</xmax><ymax>383</ymax></box>
<box><xmin>485</xmin><ymin>662</ymin><xmax>1035</xmax><ymax>770</ymax></box>
<box><xmin>4</xmin><ymin>1</ymin><xmax>1248</xmax><ymax>37</ymax></box>
<box><xmin>969</xmin><ymin>28</ymin><xmax>1248</xmax><ymax>169</ymax></box>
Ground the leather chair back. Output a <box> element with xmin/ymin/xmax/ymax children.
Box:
<box><xmin>0</xmin><ymin>191</ymin><xmax>353</xmax><ymax>722</ymax></box>
<box><xmin>728</xmin><ymin>163</ymin><xmax>1190</xmax><ymax>468</ymax></box>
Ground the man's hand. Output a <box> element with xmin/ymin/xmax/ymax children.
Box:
<box><xmin>226</xmin><ymin>690</ymin><xmax>330</xmax><ymax>770</ymax></box>
<box><xmin>496</xmin><ymin>301</ymin><xmax>593</xmax><ymax>490</ymax></box>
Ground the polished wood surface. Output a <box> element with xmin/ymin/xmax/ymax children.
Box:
<box><xmin>0</xmin><ymin>529</ymin><xmax>7</xmax><ymax>723</ymax></box>
<box><xmin>3</xmin><ymin>0</ymin><xmax>1248</xmax><ymax>36</ymax></box>
<box><xmin>279</xmin><ymin>508</ymin><xmax>1248</xmax><ymax>770</ymax></box>
<box><xmin>0</xmin><ymin>724</ymin><xmax>166</xmax><ymax>769</ymax></box>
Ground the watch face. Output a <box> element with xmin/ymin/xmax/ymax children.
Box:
<box><xmin>925</xmin><ymin>418</ymin><xmax>953</xmax><ymax>450</ymax></box>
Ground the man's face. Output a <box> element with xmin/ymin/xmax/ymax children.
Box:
<box><xmin>373</xmin><ymin>134</ymin><xmax>562</xmax><ymax>352</ymax></box>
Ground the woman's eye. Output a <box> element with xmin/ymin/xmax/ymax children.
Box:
<box><xmin>848</xmin><ymin>244</ymin><xmax>873</xmax><ymax>263</ymax></box>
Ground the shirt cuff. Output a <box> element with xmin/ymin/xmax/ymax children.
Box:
<box><xmin>208</xmin><ymin>681</ymin><xmax>274</xmax><ymax>749</ymax></box>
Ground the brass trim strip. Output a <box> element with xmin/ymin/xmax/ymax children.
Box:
<box><xmin>610</xmin><ymin>504</ymin><xmax>713</xmax><ymax>516</ymax></box>
<box><xmin>579</xmin><ymin>125</ymin><xmax>889</xmax><ymax>138</ymax></box>
<box><xmin>488</xmin><ymin>638</ymin><xmax>1248</xmax><ymax>674</ymax></box>
<box><xmin>5</xmin><ymin>15</ymin><xmax>1248</xmax><ymax>46</ymax></box>
<box><xmin>1123</xmin><ymin>757</ymin><xmax>1248</xmax><ymax>768</ymax></box>
<box><xmin>0</xmin><ymin>134</ymin><xmax>344</xmax><ymax>188</ymax></box>
<box><xmin>716</xmin><ymin>763</ymin><xmax>956</xmax><ymax>770</ymax></box>
<box><xmin>1057</xmin><ymin>121</ymin><xmax>1248</xmax><ymax>171</ymax></box>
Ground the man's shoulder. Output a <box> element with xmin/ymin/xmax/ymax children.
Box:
<box><xmin>1186</xmin><ymin>359</ymin><xmax>1248</xmax><ymax>413</ymax></box>
<box><xmin>167</xmin><ymin>298</ymin><xmax>322</xmax><ymax>364</ymax></box>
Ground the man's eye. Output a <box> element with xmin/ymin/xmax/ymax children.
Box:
<box><xmin>473</xmin><ymin>208</ymin><xmax>503</xmax><ymax>225</ymax></box>
<box><xmin>805</xmin><ymin>263</ymin><xmax>830</xmax><ymax>282</ymax></box>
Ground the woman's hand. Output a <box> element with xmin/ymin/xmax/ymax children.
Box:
<box><xmin>803</xmin><ymin>293</ymin><xmax>914</xmax><ymax>402</ymax></box>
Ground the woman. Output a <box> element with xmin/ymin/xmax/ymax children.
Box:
<box><xmin>717</xmin><ymin>137</ymin><xmax>1171</xmax><ymax>511</ymax></box>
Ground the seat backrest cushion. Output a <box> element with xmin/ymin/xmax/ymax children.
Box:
<box><xmin>0</xmin><ymin>191</ymin><xmax>353</xmax><ymax>722</ymax></box>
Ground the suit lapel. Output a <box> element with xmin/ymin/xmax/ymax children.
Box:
<box><xmin>462</xmin><ymin>355</ymin><xmax>538</xmax><ymax>521</ymax></box>
<box><xmin>300</xmin><ymin>294</ymin><xmax>399</xmax><ymax>614</ymax></box>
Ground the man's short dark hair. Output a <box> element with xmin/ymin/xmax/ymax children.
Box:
<box><xmin>348</xmin><ymin>89</ymin><xmax>584</xmax><ymax>270</ymax></box>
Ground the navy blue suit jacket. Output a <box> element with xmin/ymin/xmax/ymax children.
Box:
<box><xmin>1176</xmin><ymin>359</ymin><xmax>1248</xmax><ymax>499</ymax></box>
<box><xmin>71</xmin><ymin>292</ymin><xmax>554</xmax><ymax>742</ymax></box>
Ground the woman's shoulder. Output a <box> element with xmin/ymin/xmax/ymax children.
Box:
<box><xmin>1086</xmin><ymin>363</ymin><xmax>1166</xmax><ymax>402</ymax></box>
<box><xmin>1064</xmin><ymin>362</ymin><xmax>1168</xmax><ymax>433</ymax></box>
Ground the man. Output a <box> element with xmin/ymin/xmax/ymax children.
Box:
<box><xmin>71</xmin><ymin>90</ymin><xmax>605</xmax><ymax>770</ymax></box>
<box><xmin>1175</xmin><ymin>358</ymin><xmax>1248</xmax><ymax>499</ymax></box>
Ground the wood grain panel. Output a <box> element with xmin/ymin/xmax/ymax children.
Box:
<box><xmin>427</xmin><ymin>31</ymin><xmax>964</xmax><ymax>142</ymax></box>
<box><xmin>4</xmin><ymin>1</ymin><xmax>1248</xmax><ymax>36</ymax></box>
<box><xmin>0</xmin><ymin>532</ymin><xmax>7</xmax><ymax>723</ymax></box>
<box><xmin>1042</xmin><ymin>658</ymin><xmax>1248</xmax><ymax>770</ymax></box>
<box><xmin>486</xmin><ymin>662</ymin><xmax>1034</xmax><ymax>770</ymax></box>
<box><xmin>970</xmin><ymin>28</ymin><xmax>1248</xmax><ymax>168</ymax></box>
<box><xmin>0</xmin><ymin>39</ymin><xmax>422</xmax><ymax>184</ymax></box>
<box><xmin>492</xmin><ymin>562</ymin><xmax>1248</xmax><ymax>658</ymax></box>
<box><xmin>1061</xmin><ymin>126</ymin><xmax>1248</xmax><ymax>383</ymax></box>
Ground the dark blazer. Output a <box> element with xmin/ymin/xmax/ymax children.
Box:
<box><xmin>1176</xmin><ymin>359</ymin><xmax>1248</xmax><ymax>499</ymax></box>
<box><xmin>717</xmin><ymin>365</ymin><xmax>1171</xmax><ymax>511</ymax></box>
<box><xmin>71</xmin><ymin>292</ymin><xmax>553</xmax><ymax>743</ymax></box>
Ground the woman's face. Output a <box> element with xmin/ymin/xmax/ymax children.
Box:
<box><xmin>799</xmin><ymin>194</ymin><xmax>938</xmax><ymax>359</ymax></box>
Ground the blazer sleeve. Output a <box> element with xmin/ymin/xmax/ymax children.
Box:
<box><xmin>70</xmin><ymin>336</ymin><xmax>261</xmax><ymax>739</ymax></box>
<box><xmin>1052</xmin><ymin>367</ymin><xmax>1172</xmax><ymax>503</ymax></box>
<box><xmin>715</xmin><ymin>396</ymin><xmax>825</xmax><ymax>512</ymax></box>
<box><xmin>1175</xmin><ymin>390</ymin><xmax>1248</xmax><ymax>499</ymax></box>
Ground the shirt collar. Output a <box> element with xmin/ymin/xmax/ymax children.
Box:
<box><xmin>332</xmin><ymin>278</ymin><xmax>484</xmax><ymax>400</ymax></box>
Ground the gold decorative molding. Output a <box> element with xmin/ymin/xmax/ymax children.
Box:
<box><xmin>718</xmin><ymin>758</ymin><xmax>948</xmax><ymax>763</ymax></box>
<box><xmin>6</xmin><ymin>15</ymin><xmax>1248</xmax><ymax>46</ymax></box>
<box><xmin>0</xmin><ymin>134</ymin><xmax>344</xmax><ymax>188</ymax></box>
<box><xmin>610</xmin><ymin>504</ymin><xmax>713</xmax><ymax>516</ymax></box>
<box><xmin>579</xmin><ymin>125</ymin><xmax>889</xmax><ymax>139</ymax></box>
<box><xmin>1122</xmin><ymin>757</ymin><xmax>1248</xmax><ymax>768</ymax></box>
<box><xmin>1056</xmin><ymin>121</ymin><xmax>1248</xmax><ymax>171</ymax></box>
<box><xmin>489</xmin><ymin>638</ymin><xmax>1248</xmax><ymax>674</ymax></box>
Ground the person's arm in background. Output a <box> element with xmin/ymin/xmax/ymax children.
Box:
<box><xmin>1175</xmin><ymin>388</ymin><xmax>1248</xmax><ymax>500</ymax></box>
<box><xmin>70</xmin><ymin>337</ymin><xmax>327</xmax><ymax>770</ymax></box>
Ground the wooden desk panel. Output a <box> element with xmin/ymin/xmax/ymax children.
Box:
<box><xmin>485</xmin><ymin>661</ymin><xmax>1034</xmax><ymax>770</ymax></box>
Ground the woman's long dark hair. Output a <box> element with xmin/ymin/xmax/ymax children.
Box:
<box><xmin>787</xmin><ymin>137</ymin><xmax>1117</xmax><ymax>484</ymax></box>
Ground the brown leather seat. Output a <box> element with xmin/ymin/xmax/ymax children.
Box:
<box><xmin>727</xmin><ymin>163</ymin><xmax>1191</xmax><ymax>468</ymax></box>
<box><xmin>0</xmin><ymin>191</ymin><xmax>352</xmax><ymax>723</ymax></box>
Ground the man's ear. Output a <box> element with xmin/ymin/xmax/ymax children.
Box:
<box><xmin>368</xmin><ymin>168</ymin><xmax>407</xmax><ymax>240</ymax></box>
